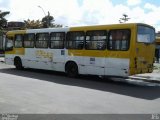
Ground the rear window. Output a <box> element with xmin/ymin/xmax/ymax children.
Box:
<box><xmin>137</xmin><ymin>26</ymin><xmax>155</xmax><ymax>43</ymax></box>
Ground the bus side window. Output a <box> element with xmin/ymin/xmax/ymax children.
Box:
<box><xmin>24</xmin><ymin>33</ymin><xmax>35</xmax><ymax>48</ymax></box>
<box><xmin>108</xmin><ymin>29</ymin><xmax>130</xmax><ymax>51</ymax></box>
<box><xmin>6</xmin><ymin>36</ymin><xmax>13</xmax><ymax>51</ymax></box>
<box><xmin>85</xmin><ymin>30</ymin><xmax>107</xmax><ymax>50</ymax></box>
<box><xmin>15</xmin><ymin>34</ymin><xmax>23</xmax><ymax>48</ymax></box>
<box><xmin>36</xmin><ymin>33</ymin><xmax>49</xmax><ymax>48</ymax></box>
<box><xmin>50</xmin><ymin>32</ymin><xmax>65</xmax><ymax>49</ymax></box>
<box><xmin>66</xmin><ymin>31</ymin><xmax>85</xmax><ymax>49</ymax></box>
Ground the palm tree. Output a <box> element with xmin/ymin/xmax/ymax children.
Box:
<box><xmin>41</xmin><ymin>11</ymin><xmax>63</xmax><ymax>28</ymax></box>
<box><xmin>24</xmin><ymin>19</ymin><xmax>43</xmax><ymax>29</ymax></box>
<box><xmin>119</xmin><ymin>14</ymin><xmax>130</xmax><ymax>23</ymax></box>
<box><xmin>42</xmin><ymin>11</ymin><xmax>54</xmax><ymax>28</ymax></box>
<box><xmin>0</xmin><ymin>10</ymin><xmax>10</xmax><ymax>30</ymax></box>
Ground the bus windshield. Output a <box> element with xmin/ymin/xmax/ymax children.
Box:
<box><xmin>137</xmin><ymin>25</ymin><xmax>155</xmax><ymax>43</ymax></box>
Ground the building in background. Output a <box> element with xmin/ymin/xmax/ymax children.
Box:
<box><xmin>7</xmin><ymin>21</ymin><xmax>25</xmax><ymax>30</ymax></box>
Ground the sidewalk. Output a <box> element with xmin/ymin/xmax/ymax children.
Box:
<box><xmin>154</xmin><ymin>62</ymin><xmax>160</xmax><ymax>72</ymax></box>
<box><xmin>132</xmin><ymin>73</ymin><xmax>160</xmax><ymax>82</ymax></box>
<box><xmin>128</xmin><ymin>63</ymin><xmax>160</xmax><ymax>86</ymax></box>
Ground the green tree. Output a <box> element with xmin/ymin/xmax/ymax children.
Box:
<box><xmin>42</xmin><ymin>12</ymin><xmax>63</xmax><ymax>28</ymax></box>
<box><xmin>0</xmin><ymin>10</ymin><xmax>10</xmax><ymax>30</ymax></box>
<box><xmin>42</xmin><ymin>12</ymin><xmax>54</xmax><ymax>28</ymax></box>
<box><xmin>24</xmin><ymin>19</ymin><xmax>43</xmax><ymax>29</ymax></box>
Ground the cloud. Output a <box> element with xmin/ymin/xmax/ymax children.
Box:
<box><xmin>0</xmin><ymin>0</ymin><xmax>10</xmax><ymax>10</ymax></box>
<box><xmin>7</xmin><ymin>0</ymin><xmax>82</xmax><ymax>26</ymax></box>
<box><xmin>127</xmin><ymin>0</ymin><xmax>141</xmax><ymax>6</ymax></box>
<box><xmin>6</xmin><ymin>0</ymin><xmax>160</xmax><ymax>31</ymax></box>
<box><xmin>144</xmin><ymin>3</ymin><xmax>157</xmax><ymax>10</ymax></box>
<box><xmin>143</xmin><ymin>3</ymin><xmax>160</xmax><ymax>30</ymax></box>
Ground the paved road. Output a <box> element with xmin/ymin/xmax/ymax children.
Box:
<box><xmin>0</xmin><ymin>62</ymin><xmax>160</xmax><ymax>114</ymax></box>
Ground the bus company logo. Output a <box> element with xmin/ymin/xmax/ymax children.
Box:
<box><xmin>35</xmin><ymin>50</ymin><xmax>53</xmax><ymax>59</ymax></box>
<box><xmin>1</xmin><ymin>114</ymin><xmax>18</xmax><ymax>120</ymax></box>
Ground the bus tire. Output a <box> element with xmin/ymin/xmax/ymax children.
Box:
<box><xmin>65</xmin><ymin>62</ymin><xmax>78</xmax><ymax>77</ymax></box>
<box><xmin>14</xmin><ymin>57</ymin><xmax>23</xmax><ymax>70</ymax></box>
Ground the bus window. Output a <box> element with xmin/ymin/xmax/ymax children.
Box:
<box><xmin>24</xmin><ymin>33</ymin><xmax>35</xmax><ymax>48</ymax></box>
<box><xmin>86</xmin><ymin>30</ymin><xmax>107</xmax><ymax>50</ymax></box>
<box><xmin>36</xmin><ymin>33</ymin><xmax>49</xmax><ymax>48</ymax></box>
<box><xmin>6</xmin><ymin>36</ymin><xmax>13</xmax><ymax>51</ymax></box>
<box><xmin>137</xmin><ymin>26</ymin><xmax>155</xmax><ymax>43</ymax></box>
<box><xmin>50</xmin><ymin>32</ymin><xmax>65</xmax><ymax>49</ymax></box>
<box><xmin>15</xmin><ymin>34</ymin><xmax>23</xmax><ymax>48</ymax></box>
<box><xmin>66</xmin><ymin>31</ymin><xmax>85</xmax><ymax>49</ymax></box>
<box><xmin>108</xmin><ymin>29</ymin><xmax>130</xmax><ymax>51</ymax></box>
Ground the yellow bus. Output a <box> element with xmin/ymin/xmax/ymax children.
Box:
<box><xmin>155</xmin><ymin>36</ymin><xmax>160</xmax><ymax>63</ymax></box>
<box><xmin>0</xmin><ymin>32</ymin><xmax>5</xmax><ymax>57</ymax></box>
<box><xmin>5</xmin><ymin>23</ymin><xmax>155</xmax><ymax>77</ymax></box>
<box><xmin>156</xmin><ymin>36</ymin><xmax>160</xmax><ymax>45</ymax></box>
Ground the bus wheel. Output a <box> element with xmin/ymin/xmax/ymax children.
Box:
<box><xmin>65</xmin><ymin>62</ymin><xmax>78</xmax><ymax>77</ymax></box>
<box><xmin>14</xmin><ymin>57</ymin><xmax>23</xmax><ymax>70</ymax></box>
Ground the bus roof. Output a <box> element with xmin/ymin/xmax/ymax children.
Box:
<box><xmin>6</xmin><ymin>23</ymin><xmax>155</xmax><ymax>35</ymax></box>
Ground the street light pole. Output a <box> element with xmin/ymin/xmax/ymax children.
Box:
<box><xmin>38</xmin><ymin>6</ymin><xmax>50</xmax><ymax>28</ymax></box>
<box><xmin>38</xmin><ymin>5</ymin><xmax>46</xmax><ymax>16</ymax></box>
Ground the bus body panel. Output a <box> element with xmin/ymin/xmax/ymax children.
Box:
<box><xmin>132</xmin><ymin>24</ymin><xmax>155</xmax><ymax>74</ymax></box>
<box><xmin>0</xmin><ymin>33</ymin><xmax>5</xmax><ymax>57</ymax></box>
<box><xmin>5</xmin><ymin>23</ymin><xmax>155</xmax><ymax>77</ymax></box>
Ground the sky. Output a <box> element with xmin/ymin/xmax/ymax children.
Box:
<box><xmin>1</xmin><ymin>0</ymin><xmax>160</xmax><ymax>31</ymax></box>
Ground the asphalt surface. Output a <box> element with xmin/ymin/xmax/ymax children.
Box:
<box><xmin>0</xmin><ymin>61</ymin><xmax>160</xmax><ymax>114</ymax></box>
